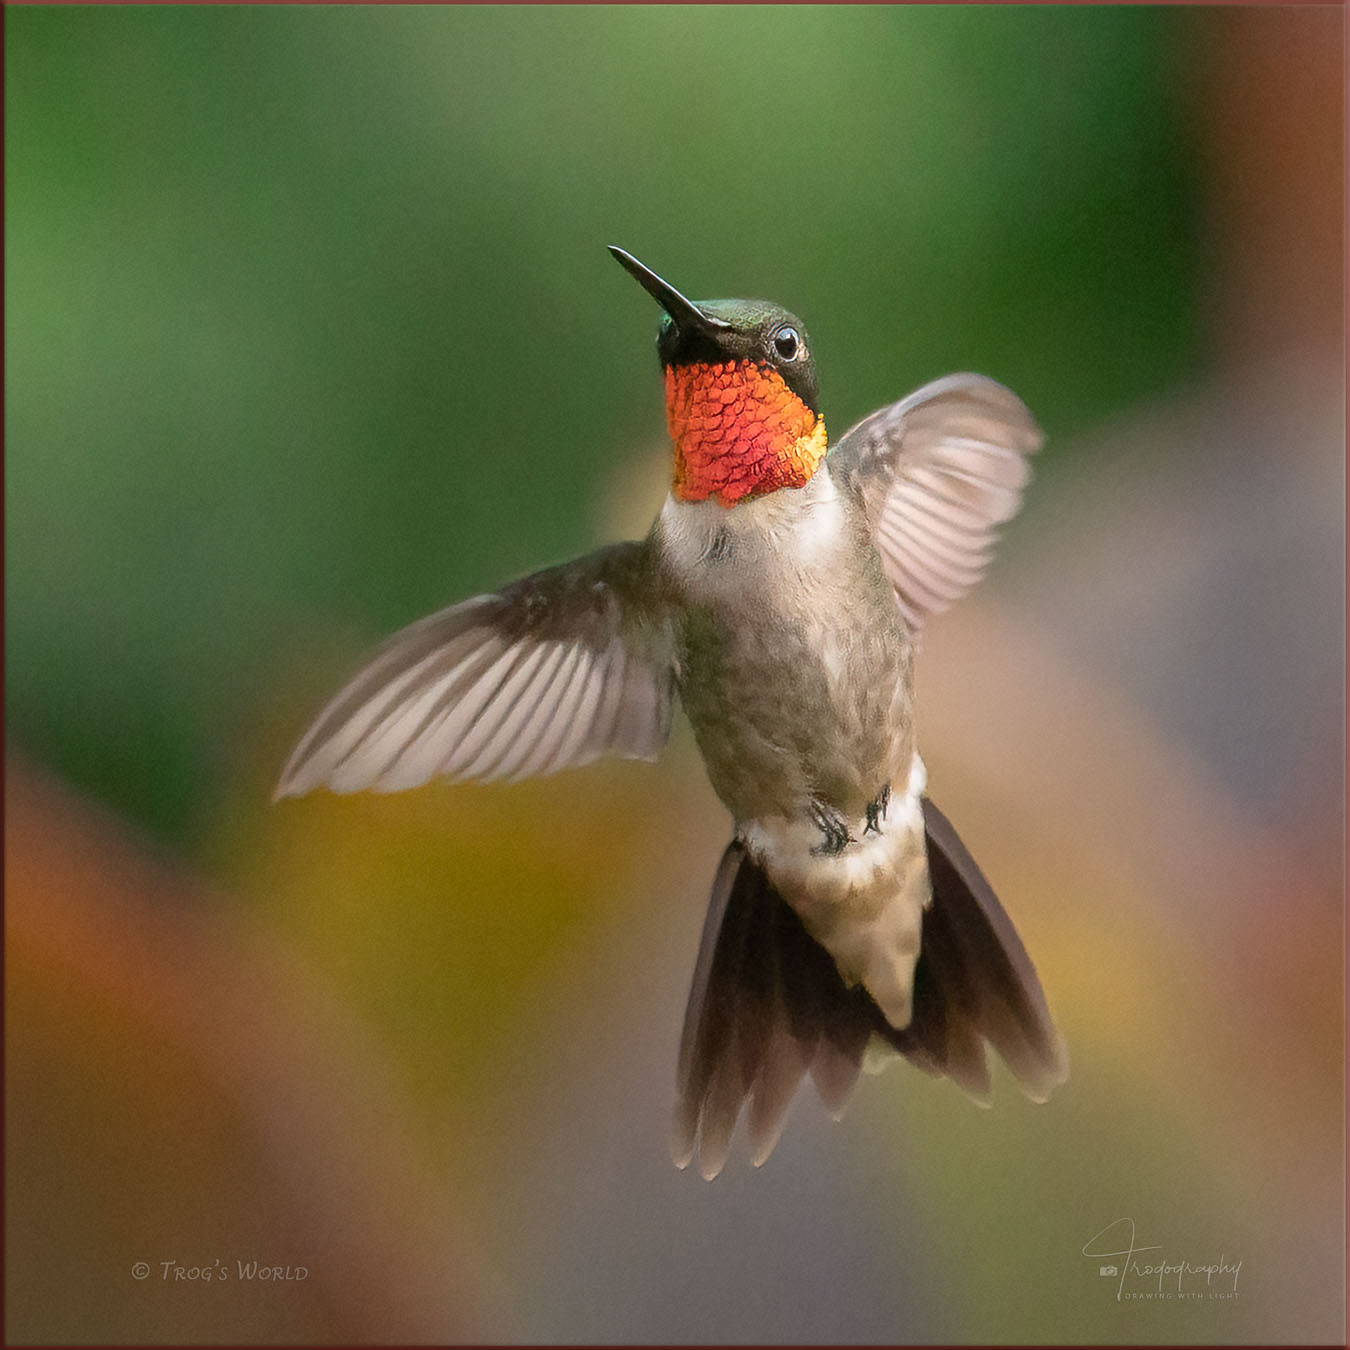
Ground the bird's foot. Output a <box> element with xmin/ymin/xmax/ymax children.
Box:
<box><xmin>809</xmin><ymin>800</ymin><xmax>854</xmax><ymax>856</ymax></box>
<box><xmin>864</xmin><ymin>784</ymin><xmax>891</xmax><ymax>835</ymax></box>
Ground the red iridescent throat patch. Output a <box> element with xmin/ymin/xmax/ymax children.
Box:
<box><xmin>664</xmin><ymin>361</ymin><xmax>828</xmax><ymax>505</ymax></box>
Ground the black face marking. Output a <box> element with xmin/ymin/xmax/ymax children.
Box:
<box><xmin>610</xmin><ymin>252</ymin><xmax>821</xmax><ymax>413</ymax></box>
<box><xmin>655</xmin><ymin>300</ymin><xmax>820</xmax><ymax>415</ymax></box>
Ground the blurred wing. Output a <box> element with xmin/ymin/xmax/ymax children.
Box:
<box><xmin>831</xmin><ymin>373</ymin><xmax>1043</xmax><ymax>631</ymax></box>
<box><xmin>276</xmin><ymin>541</ymin><xmax>674</xmax><ymax>797</ymax></box>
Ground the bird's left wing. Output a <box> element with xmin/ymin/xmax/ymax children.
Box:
<box><xmin>830</xmin><ymin>373</ymin><xmax>1043</xmax><ymax>632</ymax></box>
<box><xmin>276</xmin><ymin>541</ymin><xmax>675</xmax><ymax>797</ymax></box>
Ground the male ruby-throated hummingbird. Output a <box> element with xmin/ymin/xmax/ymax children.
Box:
<box><xmin>277</xmin><ymin>246</ymin><xmax>1068</xmax><ymax>1178</ymax></box>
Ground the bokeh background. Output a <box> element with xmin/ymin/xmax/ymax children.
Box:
<box><xmin>6</xmin><ymin>5</ymin><xmax>1343</xmax><ymax>1344</ymax></box>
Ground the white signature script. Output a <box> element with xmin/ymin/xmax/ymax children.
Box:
<box><xmin>1082</xmin><ymin>1218</ymin><xmax>1242</xmax><ymax>1302</ymax></box>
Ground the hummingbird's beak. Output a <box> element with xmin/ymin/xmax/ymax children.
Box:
<box><xmin>608</xmin><ymin>246</ymin><xmax>730</xmax><ymax>337</ymax></box>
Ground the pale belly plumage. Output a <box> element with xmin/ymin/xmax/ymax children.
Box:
<box><xmin>653</xmin><ymin>466</ymin><xmax>931</xmax><ymax>1028</ymax></box>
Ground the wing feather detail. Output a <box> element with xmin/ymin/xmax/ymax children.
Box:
<box><xmin>831</xmin><ymin>373</ymin><xmax>1043</xmax><ymax>631</ymax></box>
<box><xmin>276</xmin><ymin>541</ymin><xmax>674</xmax><ymax>798</ymax></box>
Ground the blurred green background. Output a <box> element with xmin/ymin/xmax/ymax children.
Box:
<box><xmin>6</xmin><ymin>5</ymin><xmax>1343</xmax><ymax>1345</ymax></box>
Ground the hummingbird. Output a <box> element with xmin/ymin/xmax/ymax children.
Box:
<box><xmin>276</xmin><ymin>246</ymin><xmax>1068</xmax><ymax>1179</ymax></box>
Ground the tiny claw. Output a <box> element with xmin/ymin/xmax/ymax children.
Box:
<box><xmin>809</xmin><ymin>800</ymin><xmax>853</xmax><ymax>856</ymax></box>
<box><xmin>864</xmin><ymin>783</ymin><xmax>892</xmax><ymax>835</ymax></box>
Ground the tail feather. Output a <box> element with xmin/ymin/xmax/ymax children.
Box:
<box><xmin>672</xmin><ymin>847</ymin><xmax>745</xmax><ymax>1172</ymax></box>
<box><xmin>673</xmin><ymin>842</ymin><xmax>873</xmax><ymax>1178</ymax></box>
<box><xmin>673</xmin><ymin>799</ymin><xmax>1067</xmax><ymax>1178</ymax></box>
<box><xmin>901</xmin><ymin>798</ymin><xmax>1069</xmax><ymax>1101</ymax></box>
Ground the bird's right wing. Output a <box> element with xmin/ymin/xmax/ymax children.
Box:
<box><xmin>275</xmin><ymin>541</ymin><xmax>675</xmax><ymax>797</ymax></box>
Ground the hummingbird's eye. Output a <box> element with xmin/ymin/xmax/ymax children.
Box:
<box><xmin>771</xmin><ymin>326</ymin><xmax>802</xmax><ymax>362</ymax></box>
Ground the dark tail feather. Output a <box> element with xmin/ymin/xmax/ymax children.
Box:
<box><xmin>883</xmin><ymin>799</ymin><xmax>1069</xmax><ymax>1101</ymax></box>
<box><xmin>673</xmin><ymin>803</ymin><xmax>1067</xmax><ymax>1179</ymax></box>
<box><xmin>673</xmin><ymin>841</ymin><xmax>873</xmax><ymax>1179</ymax></box>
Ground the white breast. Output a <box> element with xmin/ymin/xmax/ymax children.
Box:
<box><xmin>657</xmin><ymin>465</ymin><xmax>851</xmax><ymax>599</ymax></box>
